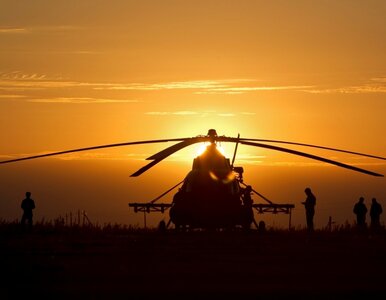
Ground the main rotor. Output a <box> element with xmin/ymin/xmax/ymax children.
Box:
<box><xmin>207</xmin><ymin>129</ymin><xmax>218</xmax><ymax>144</ymax></box>
<box><xmin>0</xmin><ymin>128</ymin><xmax>384</xmax><ymax>177</ymax></box>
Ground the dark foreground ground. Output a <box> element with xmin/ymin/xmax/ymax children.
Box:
<box><xmin>1</xmin><ymin>224</ymin><xmax>386</xmax><ymax>299</ymax></box>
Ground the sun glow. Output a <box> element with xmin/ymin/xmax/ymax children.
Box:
<box><xmin>195</xmin><ymin>143</ymin><xmax>226</xmax><ymax>157</ymax></box>
<box><xmin>195</xmin><ymin>143</ymin><xmax>209</xmax><ymax>156</ymax></box>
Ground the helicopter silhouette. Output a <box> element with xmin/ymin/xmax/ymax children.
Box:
<box><xmin>0</xmin><ymin>128</ymin><xmax>385</xmax><ymax>230</ymax></box>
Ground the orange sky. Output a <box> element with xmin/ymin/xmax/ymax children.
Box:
<box><xmin>0</xmin><ymin>0</ymin><xmax>385</xmax><ymax>228</ymax></box>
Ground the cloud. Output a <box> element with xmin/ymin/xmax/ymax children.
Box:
<box><xmin>27</xmin><ymin>97</ymin><xmax>140</xmax><ymax>104</ymax></box>
<box><xmin>0</xmin><ymin>94</ymin><xmax>26</xmax><ymax>99</ymax></box>
<box><xmin>371</xmin><ymin>77</ymin><xmax>386</xmax><ymax>83</ymax></box>
<box><xmin>217</xmin><ymin>113</ymin><xmax>235</xmax><ymax>117</ymax></box>
<box><xmin>0</xmin><ymin>27</ymin><xmax>27</xmax><ymax>33</ymax></box>
<box><xmin>172</xmin><ymin>111</ymin><xmax>200</xmax><ymax>115</ymax></box>
<box><xmin>303</xmin><ymin>78</ymin><xmax>386</xmax><ymax>94</ymax></box>
<box><xmin>233</xmin><ymin>154</ymin><xmax>266</xmax><ymax>165</ymax></box>
<box><xmin>0</xmin><ymin>75</ymin><xmax>313</xmax><ymax>95</ymax></box>
<box><xmin>196</xmin><ymin>85</ymin><xmax>313</xmax><ymax>94</ymax></box>
<box><xmin>145</xmin><ymin>111</ymin><xmax>199</xmax><ymax>116</ymax></box>
<box><xmin>95</xmin><ymin>80</ymin><xmax>231</xmax><ymax>91</ymax></box>
<box><xmin>0</xmin><ymin>25</ymin><xmax>81</xmax><ymax>34</ymax></box>
<box><xmin>303</xmin><ymin>86</ymin><xmax>386</xmax><ymax>94</ymax></box>
<box><xmin>94</xmin><ymin>79</ymin><xmax>312</xmax><ymax>94</ymax></box>
<box><xmin>0</xmin><ymin>71</ymin><xmax>47</xmax><ymax>80</ymax></box>
<box><xmin>0</xmin><ymin>74</ymin><xmax>311</xmax><ymax>94</ymax></box>
<box><xmin>145</xmin><ymin>111</ymin><xmax>252</xmax><ymax>117</ymax></box>
<box><xmin>56</xmin><ymin>152</ymin><xmax>148</xmax><ymax>161</ymax></box>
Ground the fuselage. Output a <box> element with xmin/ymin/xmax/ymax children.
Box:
<box><xmin>169</xmin><ymin>143</ymin><xmax>249</xmax><ymax>228</ymax></box>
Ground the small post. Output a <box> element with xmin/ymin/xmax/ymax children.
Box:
<box><xmin>288</xmin><ymin>208</ymin><xmax>292</xmax><ymax>230</ymax></box>
<box><xmin>328</xmin><ymin>216</ymin><xmax>334</xmax><ymax>232</ymax></box>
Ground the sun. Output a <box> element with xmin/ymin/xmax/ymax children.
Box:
<box><xmin>195</xmin><ymin>142</ymin><xmax>226</xmax><ymax>157</ymax></box>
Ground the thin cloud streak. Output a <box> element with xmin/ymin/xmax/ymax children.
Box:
<box><xmin>303</xmin><ymin>78</ymin><xmax>386</xmax><ymax>94</ymax></box>
<box><xmin>0</xmin><ymin>27</ymin><xmax>27</xmax><ymax>33</ymax></box>
<box><xmin>198</xmin><ymin>85</ymin><xmax>313</xmax><ymax>94</ymax></box>
<box><xmin>1</xmin><ymin>71</ymin><xmax>47</xmax><ymax>80</ymax></box>
<box><xmin>145</xmin><ymin>111</ymin><xmax>244</xmax><ymax>117</ymax></box>
<box><xmin>28</xmin><ymin>97</ymin><xmax>140</xmax><ymax>104</ymax></box>
<box><xmin>0</xmin><ymin>94</ymin><xmax>26</xmax><ymax>99</ymax></box>
<box><xmin>0</xmin><ymin>76</ymin><xmax>313</xmax><ymax>95</ymax></box>
<box><xmin>96</xmin><ymin>80</ymin><xmax>313</xmax><ymax>94</ymax></box>
<box><xmin>0</xmin><ymin>25</ymin><xmax>82</xmax><ymax>34</ymax></box>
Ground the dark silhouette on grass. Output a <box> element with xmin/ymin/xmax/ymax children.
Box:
<box><xmin>353</xmin><ymin>197</ymin><xmax>367</xmax><ymax>229</ymax></box>
<box><xmin>301</xmin><ymin>187</ymin><xmax>316</xmax><ymax>232</ymax></box>
<box><xmin>241</xmin><ymin>185</ymin><xmax>255</xmax><ymax>229</ymax></box>
<box><xmin>258</xmin><ymin>220</ymin><xmax>266</xmax><ymax>233</ymax></box>
<box><xmin>21</xmin><ymin>191</ymin><xmax>35</xmax><ymax>230</ymax></box>
<box><xmin>370</xmin><ymin>198</ymin><xmax>382</xmax><ymax>232</ymax></box>
<box><xmin>158</xmin><ymin>220</ymin><xmax>166</xmax><ymax>232</ymax></box>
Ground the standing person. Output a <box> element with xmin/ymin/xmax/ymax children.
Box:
<box><xmin>241</xmin><ymin>185</ymin><xmax>257</xmax><ymax>229</ymax></box>
<box><xmin>370</xmin><ymin>198</ymin><xmax>382</xmax><ymax>231</ymax></box>
<box><xmin>301</xmin><ymin>187</ymin><xmax>316</xmax><ymax>232</ymax></box>
<box><xmin>353</xmin><ymin>197</ymin><xmax>367</xmax><ymax>229</ymax></box>
<box><xmin>21</xmin><ymin>192</ymin><xmax>35</xmax><ymax>229</ymax></box>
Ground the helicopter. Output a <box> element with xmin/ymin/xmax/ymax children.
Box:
<box><xmin>0</xmin><ymin>128</ymin><xmax>385</xmax><ymax>230</ymax></box>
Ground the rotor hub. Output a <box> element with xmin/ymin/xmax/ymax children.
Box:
<box><xmin>207</xmin><ymin>129</ymin><xmax>218</xmax><ymax>143</ymax></box>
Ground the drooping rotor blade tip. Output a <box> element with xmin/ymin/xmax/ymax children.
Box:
<box><xmin>239</xmin><ymin>140</ymin><xmax>384</xmax><ymax>177</ymax></box>
<box><xmin>239</xmin><ymin>138</ymin><xmax>386</xmax><ymax>161</ymax></box>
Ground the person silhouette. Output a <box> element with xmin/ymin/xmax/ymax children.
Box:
<box><xmin>21</xmin><ymin>191</ymin><xmax>35</xmax><ymax>229</ymax></box>
<box><xmin>369</xmin><ymin>198</ymin><xmax>382</xmax><ymax>231</ymax></box>
<box><xmin>353</xmin><ymin>197</ymin><xmax>367</xmax><ymax>229</ymax></box>
<box><xmin>301</xmin><ymin>187</ymin><xmax>316</xmax><ymax>231</ymax></box>
<box><xmin>158</xmin><ymin>220</ymin><xmax>167</xmax><ymax>232</ymax></box>
<box><xmin>241</xmin><ymin>185</ymin><xmax>256</xmax><ymax>229</ymax></box>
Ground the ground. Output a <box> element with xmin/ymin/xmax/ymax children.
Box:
<box><xmin>1</xmin><ymin>224</ymin><xmax>386</xmax><ymax>299</ymax></box>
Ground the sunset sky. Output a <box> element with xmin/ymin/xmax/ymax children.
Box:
<box><xmin>0</xmin><ymin>0</ymin><xmax>385</xmax><ymax>228</ymax></box>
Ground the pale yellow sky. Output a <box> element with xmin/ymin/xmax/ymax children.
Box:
<box><xmin>0</xmin><ymin>0</ymin><xmax>385</xmax><ymax>227</ymax></box>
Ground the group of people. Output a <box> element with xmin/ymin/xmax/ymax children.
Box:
<box><xmin>301</xmin><ymin>187</ymin><xmax>383</xmax><ymax>232</ymax></box>
<box><xmin>353</xmin><ymin>197</ymin><xmax>383</xmax><ymax>230</ymax></box>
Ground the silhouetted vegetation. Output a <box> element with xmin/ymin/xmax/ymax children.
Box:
<box><xmin>1</xmin><ymin>218</ymin><xmax>385</xmax><ymax>299</ymax></box>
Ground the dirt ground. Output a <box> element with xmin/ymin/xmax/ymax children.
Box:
<box><xmin>1</xmin><ymin>226</ymin><xmax>386</xmax><ymax>299</ymax></box>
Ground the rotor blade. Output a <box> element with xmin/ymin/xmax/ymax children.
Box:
<box><xmin>130</xmin><ymin>160</ymin><xmax>163</xmax><ymax>177</ymax></box>
<box><xmin>131</xmin><ymin>138</ymin><xmax>206</xmax><ymax>177</ymax></box>
<box><xmin>146</xmin><ymin>137</ymin><xmax>208</xmax><ymax>160</ymax></box>
<box><xmin>231</xmin><ymin>134</ymin><xmax>240</xmax><ymax>167</ymax></box>
<box><xmin>238</xmin><ymin>138</ymin><xmax>386</xmax><ymax>161</ymax></box>
<box><xmin>239</xmin><ymin>140</ymin><xmax>384</xmax><ymax>177</ymax></box>
<box><xmin>0</xmin><ymin>138</ymin><xmax>187</xmax><ymax>165</ymax></box>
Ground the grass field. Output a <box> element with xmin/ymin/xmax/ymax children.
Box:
<box><xmin>1</xmin><ymin>221</ymin><xmax>386</xmax><ymax>299</ymax></box>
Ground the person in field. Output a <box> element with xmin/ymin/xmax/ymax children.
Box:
<box><xmin>301</xmin><ymin>187</ymin><xmax>316</xmax><ymax>232</ymax></box>
<box><xmin>370</xmin><ymin>198</ymin><xmax>382</xmax><ymax>231</ymax></box>
<box><xmin>353</xmin><ymin>197</ymin><xmax>367</xmax><ymax>229</ymax></box>
<box><xmin>21</xmin><ymin>191</ymin><xmax>36</xmax><ymax>229</ymax></box>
